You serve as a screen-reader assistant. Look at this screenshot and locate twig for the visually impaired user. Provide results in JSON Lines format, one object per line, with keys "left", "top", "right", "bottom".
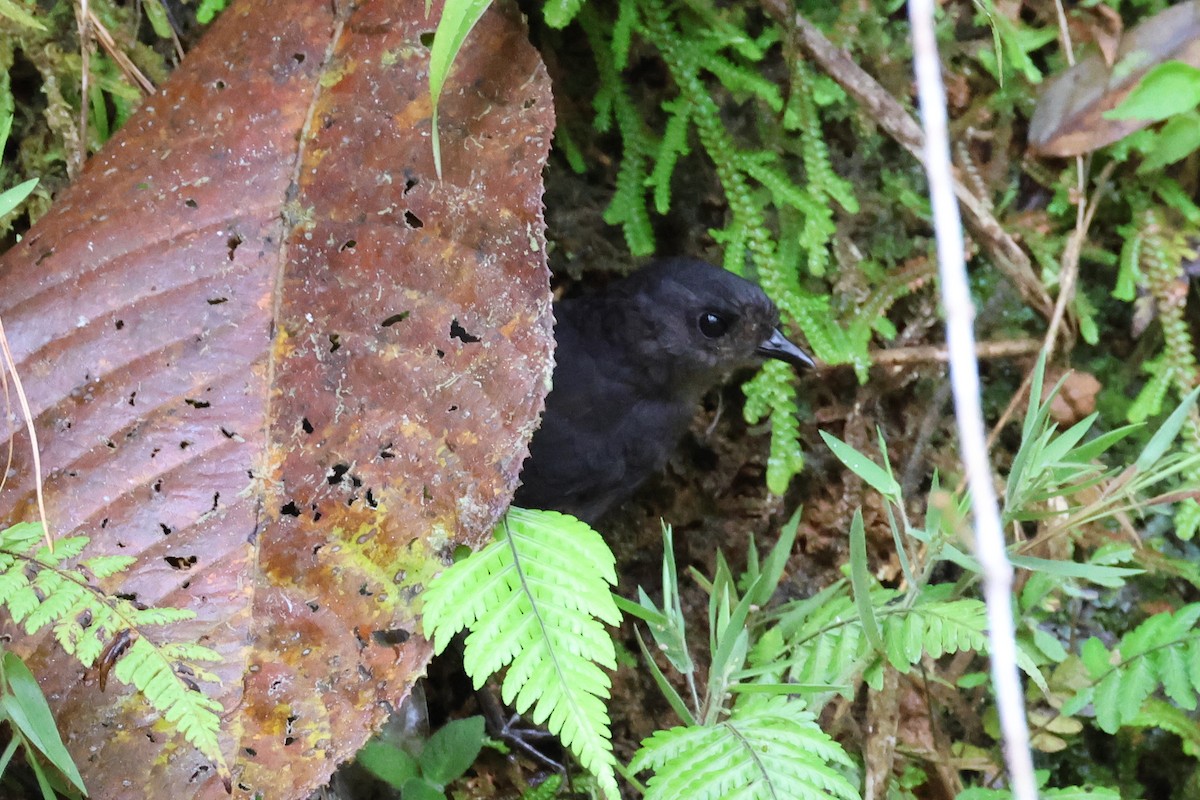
{"left": 73, "top": 0, "right": 91, "bottom": 177}
{"left": 870, "top": 338, "right": 1042, "bottom": 365}
{"left": 0, "top": 316, "right": 52, "bottom": 551}
{"left": 906, "top": 1, "right": 1036, "bottom": 798}
{"left": 759, "top": 0, "right": 1054, "bottom": 321}
{"left": 87, "top": 8, "right": 157, "bottom": 96}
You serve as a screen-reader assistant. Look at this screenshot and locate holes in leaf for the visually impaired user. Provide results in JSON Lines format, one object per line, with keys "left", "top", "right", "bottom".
{"left": 214, "top": 79, "right": 227, "bottom": 90}
{"left": 328, "top": 333, "right": 341, "bottom": 352}
{"left": 306, "top": 600, "right": 319, "bottom": 612}
{"left": 292, "top": 52, "right": 306, "bottom": 64}
{"left": 301, "top": 417, "right": 314, "bottom": 434}
{"left": 523, "top": 97, "right": 537, "bottom": 109}
{"left": 403, "top": 175, "right": 418, "bottom": 195}
{"left": 244, "top": 748, "right": 257, "bottom": 757}
{"left": 101, "top": 518, "right": 109, "bottom": 529}
{"left": 449, "top": 318, "right": 481, "bottom": 343}
{"left": 365, "top": 488, "right": 377, "bottom": 508}
{"left": 380, "top": 311, "right": 410, "bottom": 327}
{"left": 220, "top": 427, "right": 239, "bottom": 439}
{"left": 115, "top": 319, "right": 125, "bottom": 330}
{"left": 153, "top": 479, "right": 163, "bottom": 493}
{"left": 128, "top": 391, "right": 137, "bottom": 406}
{"left": 179, "top": 440, "right": 192, "bottom": 450}
{"left": 404, "top": 210, "right": 423, "bottom": 229}
{"left": 185, "top": 398, "right": 211, "bottom": 409}
{"left": 35, "top": 249, "right": 53, "bottom": 266}
{"left": 338, "top": 239, "right": 356, "bottom": 252}
{"left": 103, "top": 438, "right": 116, "bottom": 450}
{"left": 419, "top": 31, "right": 434, "bottom": 47}
{"left": 226, "top": 234, "right": 243, "bottom": 260}
{"left": 327, "top": 463, "right": 350, "bottom": 485}
{"left": 165, "top": 554, "right": 197, "bottom": 570}
{"left": 160, "top": 523, "right": 173, "bottom": 535}
{"left": 371, "top": 628, "right": 410, "bottom": 646}
{"left": 379, "top": 443, "right": 395, "bottom": 459}
{"left": 448, "top": 404, "right": 458, "bottom": 412}
{"left": 280, "top": 501, "right": 301, "bottom": 517}
{"left": 211, "top": 492, "right": 220, "bottom": 512}
{"left": 185, "top": 198, "right": 198, "bottom": 209}
{"left": 207, "top": 296, "right": 229, "bottom": 305}
{"left": 435, "top": 348, "right": 445, "bottom": 359}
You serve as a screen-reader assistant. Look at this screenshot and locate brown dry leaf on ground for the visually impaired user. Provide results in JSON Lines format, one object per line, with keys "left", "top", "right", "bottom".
{"left": 0, "top": 0, "right": 554, "bottom": 797}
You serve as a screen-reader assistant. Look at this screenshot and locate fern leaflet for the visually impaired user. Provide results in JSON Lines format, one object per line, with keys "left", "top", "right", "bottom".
{"left": 630, "top": 695, "right": 859, "bottom": 800}
{"left": 421, "top": 508, "right": 622, "bottom": 799}
{"left": 0, "top": 523, "right": 227, "bottom": 777}
{"left": 1077, "top": 603, "right": 1200, "bottom": 734}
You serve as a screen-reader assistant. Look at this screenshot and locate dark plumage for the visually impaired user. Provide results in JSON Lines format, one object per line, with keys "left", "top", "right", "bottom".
{"left": 515, "top": 257, "right": 814, "bottom": 523}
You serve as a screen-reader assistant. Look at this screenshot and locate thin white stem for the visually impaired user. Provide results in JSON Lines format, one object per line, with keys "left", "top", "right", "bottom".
{"left": 906, "top": 1, "right": 1037, "bottom": 798}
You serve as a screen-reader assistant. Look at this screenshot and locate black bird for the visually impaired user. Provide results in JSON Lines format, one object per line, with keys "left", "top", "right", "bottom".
{"left": 515, "top": 257, "right": 815, "bottom": 523}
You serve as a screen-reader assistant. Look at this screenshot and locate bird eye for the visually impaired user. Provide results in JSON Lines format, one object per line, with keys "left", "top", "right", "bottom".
{"left": 697, "top": 311, "right": 730, "bottom": 338}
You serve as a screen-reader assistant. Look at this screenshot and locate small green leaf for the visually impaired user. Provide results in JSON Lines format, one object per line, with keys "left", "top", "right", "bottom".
{"left": 141, "top": 0, "right": 174, "bottom": 39}
{"left": 419, "top": 715, "right": 485, "bottom": 786}
{"left": 819, "top": 430, "right": 900, "bottom": 501}
{"left": 403, "top": 777, "right": 449, "bottom": 800}
{"left": 1108, "top": 61, "right": 1200, "bottom": 122}
{"left": 0, "top": 178, "right": 39, "bottom": 219}
{"left": 356, "top": 740, "right": 419, "bottom": 788}
{"left": 1135, "top": 385, "right": 1200, "bottom": 470}
{"left": 1008, "top": 555, "right": 1142, "bottom": 584}
{"left": 427, "top": 0, "right": 493, "bottom": 177}
{"left": 1, "top": 651, "right": 87, "bottom": 793}
{"left": 1138, "top": 111, "right": 1200, "bottom": 173}
{"left": 848, "top": 509, "right": 883, "bottom": 653}
{"left": 195, "top": 0, "right": 228, "bottom": 24}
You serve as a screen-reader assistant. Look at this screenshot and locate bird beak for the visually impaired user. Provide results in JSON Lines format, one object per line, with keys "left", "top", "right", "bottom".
{"left": 756, "top": 328, "right": 816, "bottom": 369}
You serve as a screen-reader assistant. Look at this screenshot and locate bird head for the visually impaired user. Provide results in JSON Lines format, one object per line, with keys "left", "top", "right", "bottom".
{"left": 615, "top": 257, "right": 816, "bottom": 391}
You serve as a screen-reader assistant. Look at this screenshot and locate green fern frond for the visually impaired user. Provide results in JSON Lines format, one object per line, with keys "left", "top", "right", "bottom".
{"left": 630, "top": 695, "right": 859, "bottom": 800}
{"left": 880, "top": 599, "right": 988, "bottom": 672}
{"left": 780, "top": 591, "right": 869, "bottom": 696}
{"left": 1131, "top": 699, "right": 1200, "bottom": 758}
{"left": 649, "top": 100, "right": 692, "bottom": 214}
{"left": 700, "top": 52, "right": 783, "bottom": 111}
{"left": 1078, "top": 603, "right": 1200, "bottom": 733}
{"left": 0, "top": 524, "right": 227, "bottom": 775}
{"left": 421, "top": 508, "right": 622, "bottom": 799}
{"left": 584, "top": 7, "right": 656, "bottom": 256}
{"left": 790, "top": 62, "right": 858, "bottom": 215}
{"left": 611, "top": 0, "right": 638, "bottom": 70}
{"left": 543, "top": 0, "right": 586, "bottom": 28}
{"left": 741, "top": 362, "right": 803, "bottom": 494}
{"left": 1113, "top": 224, "right": 1142, "bottom": 301}
{"left": 682, "top": 6, "right": 777, "bottom": 62}
{"left": 1128, "top": 356, "right": 1172, "bottom": 423}
{"left": 735, "top": 152, "right": 826, "bottom": 219}
{"left": 114, "top": 637, "right": 223, "bottom": 751}
{"left": 1129, "top": 207, "right": 1200, "bottom": 538}
{"left": 80, "top": 554, "right": 137, "bottom": 579}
